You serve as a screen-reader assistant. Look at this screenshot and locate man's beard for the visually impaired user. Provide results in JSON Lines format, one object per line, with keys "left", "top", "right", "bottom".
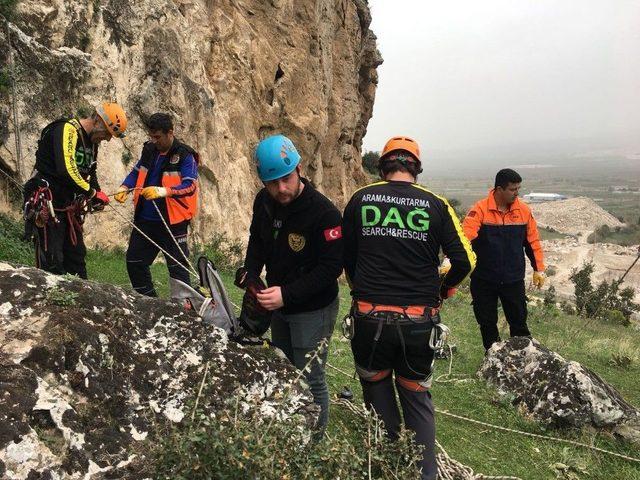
{"left": 276, "top": 179, "right": 302, "bottom": 205}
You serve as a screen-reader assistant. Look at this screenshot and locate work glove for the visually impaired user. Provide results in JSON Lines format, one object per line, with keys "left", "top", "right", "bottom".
{"left": 439, "top": 284, "right": 457, "bottom": 300}
{"left": 141, "top": 186, "right": 169, "bottom": 200}
{"left": 533, "top": 271, "right": 546, "bottom": 289}
{"left": 114, "top": 185, "right": 129, "bottom": 204}
{"left": 438, "top": 257, "right": 451, "bottom": 276}
{"left": 91, "top": 190, "right": 109, "bottom": 211}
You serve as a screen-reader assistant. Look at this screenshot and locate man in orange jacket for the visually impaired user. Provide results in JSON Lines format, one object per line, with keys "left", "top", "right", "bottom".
{"left": 114, "top": 113, "right": 199, "bottom": 297}
{"left": 462, "top": 168, "right": 545, "bottom": 351}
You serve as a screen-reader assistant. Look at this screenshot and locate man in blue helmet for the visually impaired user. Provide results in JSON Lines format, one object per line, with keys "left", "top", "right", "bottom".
{"left": 238, "top": 134, "right": 343, "bottom": 433}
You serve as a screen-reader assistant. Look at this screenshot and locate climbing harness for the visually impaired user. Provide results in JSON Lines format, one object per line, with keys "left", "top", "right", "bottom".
{"left": 350, "top": 300, "right": 446, "bottom": 379}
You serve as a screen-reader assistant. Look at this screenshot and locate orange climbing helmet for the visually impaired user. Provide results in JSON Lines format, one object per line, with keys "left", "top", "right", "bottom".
{"left": 96, "top": 102, "right": 128, "bottom": 138}
{"left": 381, "top": 136, "right": 420, "bottom": 161}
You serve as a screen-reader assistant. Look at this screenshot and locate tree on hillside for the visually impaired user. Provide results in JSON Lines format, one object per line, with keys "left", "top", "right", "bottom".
{"left": 362, "top": 151, "right": 380, "bottom": 175}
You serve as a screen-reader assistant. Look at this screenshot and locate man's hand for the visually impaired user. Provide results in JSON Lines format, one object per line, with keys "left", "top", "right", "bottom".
{"left": 114, "top": 185, "right": 129, "bottom": 203}
{"left": 438, "top": 257, "right": 451, "bottom": 276}
{"left": 92, "top": 190, "right": 110, "bottom": 211}
{"left": 141, "top": 186, "right": 169, "bottom": 200}
{"left": 440, "top": 285, "right": 457, "bottom": 300}
{"left": 256, "top": 286, "right": 284, "bottom": 311}
{"left": 533, "top": 271, "right": 545, "bottom": 289}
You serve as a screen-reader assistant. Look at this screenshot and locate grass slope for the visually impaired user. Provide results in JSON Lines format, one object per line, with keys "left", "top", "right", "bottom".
{"left": 2, "top": 212, "right": 639, "bottom": 479}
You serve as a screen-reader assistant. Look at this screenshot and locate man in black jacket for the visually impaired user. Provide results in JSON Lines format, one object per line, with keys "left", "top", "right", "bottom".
{"left": 24, "top": 102, "right": 128, "bottom": 278}
{"left": 241, "top": 134, "right": 343, "bottom": 431}
{"left": 343, "top": 136, "right": 476, "bottom": 480}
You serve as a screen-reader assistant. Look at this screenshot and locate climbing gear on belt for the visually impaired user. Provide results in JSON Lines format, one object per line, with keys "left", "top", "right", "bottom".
{"left": 341, "top": 312, "right": 355, "bottom": 340}
{"left": 255, "top": 134, "right": 301, "bottom": 181}
{"left": 352, "top": 300, "right": 444, "bottom": 381}
{"left": 234, "top": 266, "right": 273, "bottom": 336}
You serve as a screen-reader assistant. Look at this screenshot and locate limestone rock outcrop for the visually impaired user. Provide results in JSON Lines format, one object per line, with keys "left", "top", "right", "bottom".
{"left": 0, "top": 262, "right": 315, "bottom": 479}
{"left": 0, "top": 0, "right": 382, "bottom": 246}
{"left": 479, "top": 337, "right": 640, "bottom": 444}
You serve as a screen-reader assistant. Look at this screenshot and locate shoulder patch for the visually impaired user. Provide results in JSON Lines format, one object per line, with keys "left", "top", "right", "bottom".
{"left": 468, "top": 210, "right": 477, "bottom": 218}
{"left": 323, "top": 226, "right": 342, "bottom": 242}
{"left": 288, "top": 233, "right": 306, "bottom": 252}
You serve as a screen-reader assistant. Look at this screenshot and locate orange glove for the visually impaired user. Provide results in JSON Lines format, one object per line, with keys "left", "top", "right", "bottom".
{"left": 114, "top": 185, "right": 129, "bottom": 203}
{"left": 141, "top": 186, "right": 169, "bottom": 200}
{"left": 533, "top": 271, "right": 546, "bottom": 289}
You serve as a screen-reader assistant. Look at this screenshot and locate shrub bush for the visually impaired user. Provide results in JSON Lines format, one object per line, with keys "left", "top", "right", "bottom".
{"left": 155, "top": 402, "right": 421, "bottom": 479}
{"left": 569, "top": 262, "right": 639, "bottom": 322}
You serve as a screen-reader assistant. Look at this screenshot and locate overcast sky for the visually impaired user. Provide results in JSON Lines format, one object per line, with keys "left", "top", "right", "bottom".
{"left": 362, "top": 0, "right": 640, "bottom": 156}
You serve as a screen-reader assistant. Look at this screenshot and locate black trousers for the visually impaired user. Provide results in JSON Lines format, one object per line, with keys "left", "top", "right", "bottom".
{"left": 351, "top": 314, "right": 437, "bottom": 480}
{"left": 470, "top": 276, "right": 529, "bottom": 350}
{"left": 125, "top": 219, "right": 190, "bottom": 297}
{"left": 34, "top": 213, "right": 87, "bottom": 279}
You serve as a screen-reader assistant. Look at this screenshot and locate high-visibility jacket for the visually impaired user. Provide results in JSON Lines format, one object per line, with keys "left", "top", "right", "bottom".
{"left": 463, "top": 190, "right": 544, "bottom": 284}
{"left": 132, "top": 140, "right": 199, "bottom": 225}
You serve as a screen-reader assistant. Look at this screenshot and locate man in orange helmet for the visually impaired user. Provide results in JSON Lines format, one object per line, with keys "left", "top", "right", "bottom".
{"left": 23, "top": 102, "right": 128, "bottom": 279}
{"left": 343, "top": 136, "right": 476, "bottom": 480}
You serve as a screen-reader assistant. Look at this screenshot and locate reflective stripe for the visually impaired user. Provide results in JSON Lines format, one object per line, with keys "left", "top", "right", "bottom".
{"left": 396, "top": 375, "right": 432, "bottom": 392}
{"left": 138, "top": 166, "right": 148, "bottom": 173}
{"left": 61, "top": 123, "right": 90, "bottom": 191}
{"left": 412, "top": 183, "right": 476, "bottom": 277}
{"left": 355, "top": 364, "right": 391, "bottom": 382}
{"left": 162, "top": 171, "right": 181, "bottom": 177}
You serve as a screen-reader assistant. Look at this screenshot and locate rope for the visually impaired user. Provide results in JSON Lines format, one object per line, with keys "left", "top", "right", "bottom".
{"left": 151, "top": 200, "right": 198, "bottom": 278}
{"left": 434, "top": 440, "right": 522, "bottom": 480}
{"left": 2, "top": 15, "right": 23, "bottom": 181}
{"left": 326, "top": 360, "right": 640, "bottom": 465}
{"left": 0, "top": 165, "right": 24, "bottom": 192}
{"left": 106, "top": 202, "right": 198, "bottom": 278}
{"left": 435, "top": 409, "right": 640, "bottom": 464}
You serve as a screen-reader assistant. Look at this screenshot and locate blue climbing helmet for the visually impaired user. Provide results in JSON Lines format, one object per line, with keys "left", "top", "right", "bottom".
{"left": 255, "top": 134, "right": 301, "bottom": 182}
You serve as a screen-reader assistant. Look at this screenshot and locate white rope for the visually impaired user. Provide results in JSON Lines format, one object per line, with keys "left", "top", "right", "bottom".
{"left": 151, "top": 200, "right": 198, "bottom": 277}
{"left": 332, "top": 398, "right": 523, "bottom": 480}
{"left": 326, "top": 360, "right": 640, "bottom": 465}
{"left": 436, "top": 409, "right": 640, "bottom": 464}
{"left": 2, "top": 16, "right": 23, "bottom": 181}
{"left": 106, "top": 202, "right": 198, "bottom": 278}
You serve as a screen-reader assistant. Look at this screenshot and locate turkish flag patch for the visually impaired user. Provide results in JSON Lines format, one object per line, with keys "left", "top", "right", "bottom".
{"left": 324, "top": 226, "right": 342, "bottom": 241}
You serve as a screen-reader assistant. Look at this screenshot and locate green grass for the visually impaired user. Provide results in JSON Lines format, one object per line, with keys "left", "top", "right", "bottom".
{"left": 2, "top": 212, "right": 639, "bottom": 479}
{"left": 326, "top": 287, "right": 640, "bottom": 480}
{"left": 539, "top": 226, "right": 570, "bottom": 241}
{"left": 587, "top": 224, "right": 640, "bottom": 247}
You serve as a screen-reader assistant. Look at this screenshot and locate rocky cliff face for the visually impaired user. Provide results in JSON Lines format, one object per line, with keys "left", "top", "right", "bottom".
{"left": 0, "top": 0, "right": 381, "bottom": 246}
